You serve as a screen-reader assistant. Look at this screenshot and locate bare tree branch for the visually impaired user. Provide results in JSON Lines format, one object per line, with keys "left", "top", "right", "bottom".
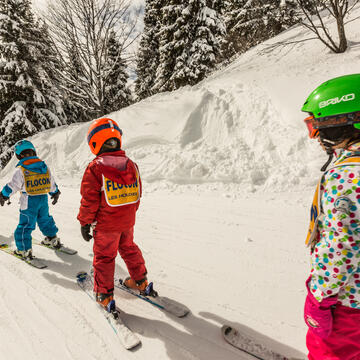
{"left": 296, "top": 0, "right": 358, "bottom": 53}
{"left": 46, "top": 0, "right": 140, "bottom": 117}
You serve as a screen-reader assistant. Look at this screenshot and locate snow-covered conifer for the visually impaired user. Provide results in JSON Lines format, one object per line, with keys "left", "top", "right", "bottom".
{"left": 154, "top": 0, "right": 225, "bottom": 93}
{"left": 151, "top": 1, "right": 185, "bottom": 93}
{"left": 135, "top": 0, "right": 164, "bottom": 100}
{"left": 0, "top": 0, "right": 67, "bottom": 166}
{"left": 184, "top": 0, "right": 225, "bottom": 85}
{"left": 103, "top": 31, "right": 132, "bottom": 114}
{"left": 223, "top": 0, "right": 300, "bottom": 58}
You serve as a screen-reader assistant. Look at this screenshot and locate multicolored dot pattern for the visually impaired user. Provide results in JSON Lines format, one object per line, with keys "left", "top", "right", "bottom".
{"left": 310, "top": 145, "right": 360, "bottom": 308}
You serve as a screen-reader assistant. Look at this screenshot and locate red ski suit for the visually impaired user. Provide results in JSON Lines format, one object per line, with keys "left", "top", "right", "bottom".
{"left": 77, "top": 150, "right": 146, "bottom": 294}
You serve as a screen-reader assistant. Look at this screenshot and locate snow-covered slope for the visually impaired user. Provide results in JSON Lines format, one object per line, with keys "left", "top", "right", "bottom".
{"left": 7, "top": 8, "right": 360, "bottom": 194}
{"left": 1, "top": 6, "right": 360, "bottom": 360}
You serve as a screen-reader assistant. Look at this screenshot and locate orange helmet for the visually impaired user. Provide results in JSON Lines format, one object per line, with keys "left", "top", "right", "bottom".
{"left": 87, "top": 118, "right": 122, "bottom": 155}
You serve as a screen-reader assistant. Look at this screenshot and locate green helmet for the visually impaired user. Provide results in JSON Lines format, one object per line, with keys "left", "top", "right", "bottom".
{"left": 302, "top": 74, "right": 360, "bottom": 130}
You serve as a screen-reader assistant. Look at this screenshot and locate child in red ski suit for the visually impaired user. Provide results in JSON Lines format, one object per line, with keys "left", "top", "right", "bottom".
{"left": 77, "top": 117, "right": 150, "bottom": 308}
{"left": 302, "top": 74, "right": 360, "bottom": 360}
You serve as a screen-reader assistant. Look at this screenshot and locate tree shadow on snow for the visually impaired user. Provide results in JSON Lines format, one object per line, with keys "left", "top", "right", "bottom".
{"left": 40, "top": 251, "right": 93, "bottom": 290}
{"left": 0, "top": 233, "right": 93, "bottom": 290}
{"left": 199, "top": 312, "right": 306, "bottom": 360}
{"left": 120, "top": 308, "right": 306, "bottom": 360}
{"left": 119, "top": 309, "right": 251, "bottom": 360}
{"left": 112, "top": 263, "right": 306, "bottom": 360}
{"left": 114, "top": 265, "right": 244, "bottom": 359}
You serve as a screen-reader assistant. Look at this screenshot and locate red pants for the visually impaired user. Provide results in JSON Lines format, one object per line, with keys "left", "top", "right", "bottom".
{"left": 92, "top": 227, "right": 147, "bottom": 294}
{"left": 307, "top": 304, "right": 360, "bottom": 360}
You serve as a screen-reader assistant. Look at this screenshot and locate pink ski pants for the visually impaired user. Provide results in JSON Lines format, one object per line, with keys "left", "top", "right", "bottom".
{"left": 307, "top": 304, "right": 360, "bottom": 360}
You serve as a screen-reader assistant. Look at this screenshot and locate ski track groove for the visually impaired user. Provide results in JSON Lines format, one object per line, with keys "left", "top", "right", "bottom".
{"left": 0, "top": 187, "right": 310, "bottom": 358}
{"left": 27, "top": 286, "right": 104, "bottom": 360}
{"left": 0, "top": 252, "right": 120, "bottom": 359}
{"left": 0, "top": 266, "right": 40, "bottom": 358}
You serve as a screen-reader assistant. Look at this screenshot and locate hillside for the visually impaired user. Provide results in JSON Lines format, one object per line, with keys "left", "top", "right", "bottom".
{"left": 1, "top": 5, "right": 360, "bottom": 359}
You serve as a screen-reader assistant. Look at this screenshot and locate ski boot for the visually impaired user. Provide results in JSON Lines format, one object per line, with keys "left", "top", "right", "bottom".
{"left": 95, "top": 292, "right": 116, "bottom": 313}
{"left": 123, "top": 276, "right": 158, "bottom": 297}
{"left": 42, "top": 235, "right": 62, "bottom": 249}
{"left": 14, "top": 249, "right": 33, "bottom": 260}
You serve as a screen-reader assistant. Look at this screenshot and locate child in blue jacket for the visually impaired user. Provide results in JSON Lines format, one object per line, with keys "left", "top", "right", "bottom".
{"left": 0, "top": 140, "right": 61, "bottom": 259}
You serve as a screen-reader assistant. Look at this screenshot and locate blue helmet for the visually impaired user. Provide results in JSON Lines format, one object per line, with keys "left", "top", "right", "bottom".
{"left": 14, "top": 140, "right": 36, "bottom": 156}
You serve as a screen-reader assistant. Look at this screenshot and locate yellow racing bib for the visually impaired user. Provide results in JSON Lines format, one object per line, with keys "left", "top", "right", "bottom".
{"left": 21, "top": 167, "right": 51, "bottom": 195}
{"left": 102, "top": 173, "right": 140, "bottom": 207}
{"left": 305, "top": 180, "right": 321, "bottom": 247}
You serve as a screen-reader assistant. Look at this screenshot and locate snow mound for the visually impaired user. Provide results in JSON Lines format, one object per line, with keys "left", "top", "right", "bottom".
{"left": 3, "top": 5, "right": 360, "bottom": 195}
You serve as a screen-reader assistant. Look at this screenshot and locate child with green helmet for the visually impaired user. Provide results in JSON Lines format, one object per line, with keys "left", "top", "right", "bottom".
{"left": 302, "top": 74, "right": 360, "bottom": 359}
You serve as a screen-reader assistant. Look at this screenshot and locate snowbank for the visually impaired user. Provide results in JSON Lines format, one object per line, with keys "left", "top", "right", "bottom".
{"left": 6, "top": 7, "right": 360, "bottom": 195}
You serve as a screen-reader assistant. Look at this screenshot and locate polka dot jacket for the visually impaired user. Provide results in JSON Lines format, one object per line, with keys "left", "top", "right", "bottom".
{"left": 310, "top": 142, "right": 360, "bottom": 308}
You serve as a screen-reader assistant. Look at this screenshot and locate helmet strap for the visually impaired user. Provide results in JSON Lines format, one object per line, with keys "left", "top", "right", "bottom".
{"left": 319, "top": 136, "right": 335, "bottom": 172}
{"left": 321, "top": 152, "right": 334, "bottom": 172}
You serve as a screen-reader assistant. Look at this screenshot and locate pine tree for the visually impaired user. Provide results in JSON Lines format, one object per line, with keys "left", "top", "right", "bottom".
{"left": 63, "top": 43, "right": 89, "bottom": 123}
{"left": 222, "top": 0, "right": 300, "bottom": 58}
{"left": 182, "top": 0, "right": 225, "bottom": 86}
{"left": 153, "top": 0, "right": 185, "bottom": 92}
{"left": 222, "top": 0, "right": 245, "bottom": 58}
{"left": 153, "top": 0, "right": 225, "bottom": 93}
{"left": 135, "top": 0, "right": 164, "bottom": 100}
{"left": 267, "top": 0, "right": 299, "bottom": 33}
{"left": 103, "top": 31, "right": 132, "bottom": 114}
{"left": 0, "top": 0, "right": 67, "bottom": 166}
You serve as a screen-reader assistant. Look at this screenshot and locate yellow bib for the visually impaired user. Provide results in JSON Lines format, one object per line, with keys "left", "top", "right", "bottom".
{"left": 102, "top": 172, "right": 140, "bottom": 207}
{"left": 305, "top": 155, "right": 360, "bottom": 248}
{"left": 305, "top": 181, "right": 321, "bottom": 247}
{"left": 21, "top": 167, "right": 51, "bottom": 195}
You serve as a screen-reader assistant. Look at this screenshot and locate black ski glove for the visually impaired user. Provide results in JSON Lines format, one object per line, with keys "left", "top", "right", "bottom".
{"left": 51, "top": 189, "right": 61, "bottom": 205}
{"left": 0, "top": 193, "right": 9, "bottom": 207}
{"left": 81, "top": 224, "right": 93, "bottom": 242}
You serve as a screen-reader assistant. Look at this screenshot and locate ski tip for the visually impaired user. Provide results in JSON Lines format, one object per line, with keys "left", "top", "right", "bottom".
{"left": 128, "top": 341, "right": 142, "bottom": 351}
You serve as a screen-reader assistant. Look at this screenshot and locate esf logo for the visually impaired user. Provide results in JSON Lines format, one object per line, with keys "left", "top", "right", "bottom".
{"left": 106, "top": 179, "right": 138, "bottom": 192}
{"left": 26, "top": 178, "right": 50, "bottom": 187}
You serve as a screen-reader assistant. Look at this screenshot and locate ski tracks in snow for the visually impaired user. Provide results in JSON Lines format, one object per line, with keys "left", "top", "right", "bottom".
{"left": 0, "top": 186, "right": 307, "bottom": 359}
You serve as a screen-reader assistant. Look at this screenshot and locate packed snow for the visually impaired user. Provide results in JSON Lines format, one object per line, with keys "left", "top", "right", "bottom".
{"left": 1, "top": 5, "right": 360, "bottom": 359}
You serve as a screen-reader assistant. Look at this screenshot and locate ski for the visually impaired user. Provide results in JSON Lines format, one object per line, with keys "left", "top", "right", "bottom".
{"left": 0, "top": 244, "right": 47, "bottom": 269}
{"left": 115, "top": 278, "right": 190, "bottom": 318}
{"left": 222, "top": 326, "right": 303, "bottom": 360}
{"left": 76, "top": 271, "right": 141, "bottom": 350}
{"left": 33, "top": 240, "right": 77, "bottom": 255}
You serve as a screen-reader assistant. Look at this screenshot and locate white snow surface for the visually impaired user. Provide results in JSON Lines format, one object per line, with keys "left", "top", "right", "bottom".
{"left": 1, "top": 6, "right": 360, "bottom": 359}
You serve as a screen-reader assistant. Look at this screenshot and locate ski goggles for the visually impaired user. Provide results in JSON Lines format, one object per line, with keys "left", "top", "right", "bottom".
{"left": 304, "top": 112, "right": 360, "bottom": 139}
{"left": 304, "top": 116, "right": 319, "bottom": 139}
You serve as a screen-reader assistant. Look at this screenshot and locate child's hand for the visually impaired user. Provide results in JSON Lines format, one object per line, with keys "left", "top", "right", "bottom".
{"left": 0, "top": 193, "right": 9, "bottom": 207}
{"left": 81, "top": 224, "right": 93, "bottom": 241}
{"left": 51, "top": 190, "right": 61, "bottom": 205}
